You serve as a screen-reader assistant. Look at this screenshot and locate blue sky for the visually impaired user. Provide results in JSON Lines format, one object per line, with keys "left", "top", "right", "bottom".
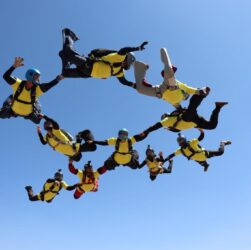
{"left": 0, "top": 0, "right": 250, "bottom": 249}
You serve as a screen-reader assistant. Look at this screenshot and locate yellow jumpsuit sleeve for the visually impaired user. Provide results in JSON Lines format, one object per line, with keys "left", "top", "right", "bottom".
{"left": 129, "top": 137, "right": 137, "bottom": 144}
{"left": 11, "top": 78, "right": 22, "bottom": 92}
{"left": 107, "top": 137, "right": 117, "bottom": 145}
{"left": 61, "top": 181, "right": 68, "bottom": 189}
{"left": 35, "top": 85, "right": 44, "bottom": 97}
{"left": 175, "top": 148, "right": 182, "bottom": 156}
{"left": 178, "top": 81, "right": 198, "bottom": 95}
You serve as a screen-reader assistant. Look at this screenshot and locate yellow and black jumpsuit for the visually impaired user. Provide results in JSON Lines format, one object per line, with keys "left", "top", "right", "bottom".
{"left": 59, "top": 35, "right": 140, "bottom": 87}
{"left": 26, "top": 179, "right": 76, "bottom": 203}
{"left": 0, "top": 66, "right": 61, "bottom": 124}
{"left": 145, "top": 94, "right": 225, "bottom": 133}
{"left": 37, "top": 116, "right": 96, "bottom": 161}
{"left": 93, "top": 133, "right": 147, "bottom": 170}
{"left": 139, "top": 154, "right": 173, "bottom": 181}
{"left": 165, "top": 130, "right": 227, "bottom": 171}
{"left": 68, "top": 162, "right": 107, "bottom": 199}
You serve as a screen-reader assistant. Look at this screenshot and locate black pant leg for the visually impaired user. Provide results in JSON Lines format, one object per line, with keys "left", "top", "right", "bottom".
{"left": 193, "top": 106, "right": 221, "bottom": 130}
{"left": 182, "top": 95, "right": 205, "bottom": 121}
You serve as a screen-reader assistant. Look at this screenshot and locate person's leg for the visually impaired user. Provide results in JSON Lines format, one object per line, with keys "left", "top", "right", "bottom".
{"left": 59, "top": 29, "right": 87, "bottom": 69}
{"left": 126, "top": 150, "right": 140, "bottom": 169}
{"left": 73, "top": 189, "right": 85, "bottom": 199}
{"left": 160, "top": 48, "right": 177, "bottom": 87}
{"left": 0, "top": 106, "right": 14, "bottom": 119}
{"left": 182, "top": 94, "right": 206, "bottom": 121}
{"left": 134, "top": 61, "right": 159, "bottom": 97}
{"left": 207, "top": 140, "right": 231, "bottom": 158}
{"left": 24, "top": 112, "right": 42, "bottom": 124}
{"left": 25, "top": 186, "right": 40, "bottom": 201}
{"left": 104, "top": 155, "right": 119, "bottom": 170}
{"left": 79, "top": 129, "right": 97, "bottom": 152}
{"left": 193, "top": 102, "right": 228, "bottom": 130}
{"left": 150, "top": 175, "right": 157, "bottom": 181}
{"left": 0, "top": 97, "right": 16, "bottom": 119}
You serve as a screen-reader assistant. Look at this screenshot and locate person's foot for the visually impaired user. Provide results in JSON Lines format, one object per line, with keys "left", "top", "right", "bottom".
{"left": 215, "top": 101, "right": 228, "bottom": 108}
{"left": 199, "top": 86, "right": 211, "bottom": 96}
{"left": 62, "top": 28, "right": 79, "bottom": 41}
{"left": 25, "top": 186, "right": 32, "bottom": 192}
{"left": 221, "top": 140, "right": 232, "bottom": 146}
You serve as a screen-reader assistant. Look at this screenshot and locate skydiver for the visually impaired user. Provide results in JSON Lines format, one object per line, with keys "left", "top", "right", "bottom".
{"left": 139, "top": 145, "right": 173, "bottom": 181}
{"left": 91, "top": 129, "right": 148, "bottom": 170}
{"left": 58, "top": 28, "right": 148, "bottom": 88}
{"left": 68, "top": 159, "right": 107, "bottom": 199}
{"left": 134, "top": 48, "right": 210, "bottom": 109}
{"left": 143, "top": 91, "right": 228, "bottom": 133}
{"left": 164, "top": 128, "right": 231, "bottom": 172}
{"left": 0, "top": 57, "right": 63, "bottom": 124}
{"left": 25, "top": 169, "right": 77, "bottom": 203}
{"left": 37, "top": 115, "right": 96, "bottom": 161}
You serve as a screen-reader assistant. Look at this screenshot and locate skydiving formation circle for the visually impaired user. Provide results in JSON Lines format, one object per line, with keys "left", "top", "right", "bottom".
{"left": 0, "top": 28, "right": 231, "bottom": 203}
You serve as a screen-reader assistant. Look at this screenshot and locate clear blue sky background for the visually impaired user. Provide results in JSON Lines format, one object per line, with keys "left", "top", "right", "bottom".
{"left": 0, "top": 0, "right": 250, "bottom": 249}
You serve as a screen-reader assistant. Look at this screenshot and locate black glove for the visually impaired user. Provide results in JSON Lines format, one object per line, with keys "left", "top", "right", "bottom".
{"left": 139, "top": 41, "right": 148, "bottom": 51}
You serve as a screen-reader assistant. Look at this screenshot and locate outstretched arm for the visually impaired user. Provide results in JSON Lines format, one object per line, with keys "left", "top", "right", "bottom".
{"left": 138, "top": 160, "right": 147, "bottom": 169}
{"left": 66, "top": 183, "right": 78, "bottom": 191}
{"left": 3, "top": 57, "right": 24, "bottom": 85}
{"left": 39, "top": 75, "right": 64, "bottom": 93}
{"left": 144, "top": 122, "right": 163, "bottom": 133}
{"left": 97, "top": 166, "right": 107, "bottom": 175}
{"left": 37, "top": 126, "right": 47, "bottom": 145}
{"left": 92, "top": 140, "right": 109, "bottom": 146}
{"left": 198, "top": 128, "right": 205, "bottom": 141}
{"left": 118, "top": 42, "right": 148, "bottom": 55}
{"left": 164, "top": 153, "right": 175, "bottom": 163}
{"left": 117, "top": 76, "right": 136, "bottom": 88}
{"left": 133, "top": 132, "right": 149, "bottom": 142}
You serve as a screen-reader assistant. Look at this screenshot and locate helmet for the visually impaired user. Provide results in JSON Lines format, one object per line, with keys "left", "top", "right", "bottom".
{"left": 125, "top": 52, "right": 135, "bottom": 70}
{"left": 161, "top": 113, "right": 169, "bottom": 120}
{"left": 177, "top": 133, "right": 187, "bottom": 146}
{"left": 54, "top": 169, "right": 63, "bottom": 181}
{"left": 118, "top": 128, "right": 129, "bottom": 140}
{"left": 44, "top": 120, "right": 53, "bottom": 130}
{"left": 146, "top": 145, "right": 155, "bottom": 158}
{"left": 84, "top": 161, "right": 93, "bottom": 171}
{"left": 25, "top": 68, "right": 41, "bottom": 84}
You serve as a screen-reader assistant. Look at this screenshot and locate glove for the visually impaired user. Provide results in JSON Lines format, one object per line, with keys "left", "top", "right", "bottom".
{"left": 139, "top": 41, "right": 148, "bottom": 51}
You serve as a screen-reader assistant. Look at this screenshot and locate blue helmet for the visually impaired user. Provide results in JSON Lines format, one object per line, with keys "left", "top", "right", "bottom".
{"left": 25, "top": 68, "right": 41, "bottom": 84}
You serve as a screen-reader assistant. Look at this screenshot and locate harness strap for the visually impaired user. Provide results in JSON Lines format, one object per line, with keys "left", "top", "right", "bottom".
{"left": 115, "top": 138, "right": 133, "bottom": 154}
{"left": 180, "top": 142, "right": 204, "bottom": 160}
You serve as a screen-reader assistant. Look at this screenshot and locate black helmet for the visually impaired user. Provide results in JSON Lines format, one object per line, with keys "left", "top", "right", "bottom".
{"left": 54, "top": 169, "right": 63, "bottom": 181}
{"left": 44, "top": 120, "right": 53, "bottom": 130}
{"left": 177, "top": 133, "right": 187, "bottom": 146}
{"left": 84, "top": 161, "right": 93, "bottom": 171}
{"left": 145, "top": 145, "right": 155, "bottom": 157}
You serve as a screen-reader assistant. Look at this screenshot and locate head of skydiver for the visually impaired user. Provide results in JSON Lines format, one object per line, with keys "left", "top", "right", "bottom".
{"left": 25, "top": 68, "right": 41, "bottom": 89}
{"left": 121, "top": 52, "right": 136, "bottom": 70}
{"left": 83, "top": 161, "right": 94, "bottom": 177}
{"left": 177, "top": 133, "right": 188, "bottom": 147}
{"left": 145, "top": 145, "right": 156, "bottom": 161}
{"left": 54, "top": 169, "right": 64, "bottom": 182}
{"left": 43, "top": 120, "right": 54, "bottom": 135}
{"left": 118, "top": 128, "right": 129, "bottom": 142}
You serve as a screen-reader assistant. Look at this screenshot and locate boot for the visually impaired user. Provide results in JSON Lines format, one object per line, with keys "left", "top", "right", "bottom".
{"left": 62, "top": 28, "right": 79, "bottom": 42}
{"left": 215, "top": 101, "right": 228, "bottom": 108}
{"left": 25, "top": 186, "right": 33, "bottom": 197}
